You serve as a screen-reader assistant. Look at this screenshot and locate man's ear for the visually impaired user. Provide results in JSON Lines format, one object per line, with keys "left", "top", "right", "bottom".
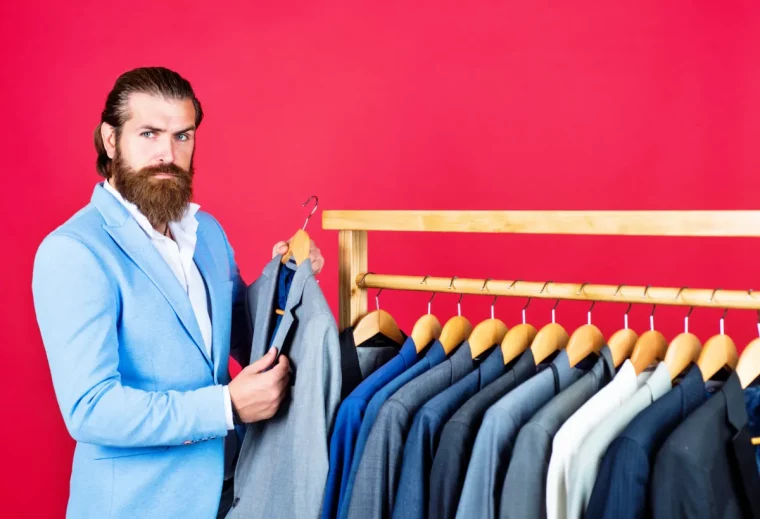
{"left": 101, "top": 122, "right": 117, "bottom": 159}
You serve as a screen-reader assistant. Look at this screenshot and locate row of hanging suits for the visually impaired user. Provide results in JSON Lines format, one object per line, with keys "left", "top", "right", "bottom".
{"left": 320, "top": 314, "right": 760, "bottom": 519}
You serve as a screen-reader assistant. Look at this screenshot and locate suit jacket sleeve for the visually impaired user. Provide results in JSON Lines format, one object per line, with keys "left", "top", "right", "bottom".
{"left": 32, "top": 234, "right": 229, "bottom": 447}
{"left": 210, "top": 216, "right": 251, "bottom": 368}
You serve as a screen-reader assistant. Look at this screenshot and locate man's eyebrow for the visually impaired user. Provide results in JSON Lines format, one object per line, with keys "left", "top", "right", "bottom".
{"left": 136, "top": 125, "right": 195, "bottom": 134}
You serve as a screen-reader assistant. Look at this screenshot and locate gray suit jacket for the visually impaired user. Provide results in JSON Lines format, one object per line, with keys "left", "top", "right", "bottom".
{"left": 226, "top": 256, "right": 342, "bottom": 519}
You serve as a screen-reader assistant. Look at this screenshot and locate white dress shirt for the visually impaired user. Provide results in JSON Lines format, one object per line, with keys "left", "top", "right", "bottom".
{"left": 104, "top": 180, "right": 234, "bottom": 430}
{"left": 567, "top": 361, "right": 672, "bottom": 518}
{"left": 545, "top": 359, "right": 653, "bottom": 519}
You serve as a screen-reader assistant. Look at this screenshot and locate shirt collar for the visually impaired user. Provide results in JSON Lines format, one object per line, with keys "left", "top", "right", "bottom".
{"left": 102, "top": 180, "right": 200, "bottom": 242}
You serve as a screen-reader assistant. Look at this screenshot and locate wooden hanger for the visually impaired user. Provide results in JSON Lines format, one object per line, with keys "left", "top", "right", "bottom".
{"left": 501, "top": 296, "right": 537, "bottom": 365}
{"left": 630, "top": 300, "right": 668, "bottom": 374}
{"left": 439, "top": 290, "right": 473, "bottom": 355}
{"left": 468, "top": 289, "right": 508, "bottom": 358}
{"left": 565, "top": 294, "right": 605, "bottom": 367}
{"left": 664, "top": 306, "right": 701, "bottom": 380}
{"left": 698, "top": 308, "right": 739, "bottom": 381}
{"left": 605, "top": 291, "right": 637, "bottom": 367}
{"left": 353, "top": 287, "right": 405, "bottom": 346}
{"left": 411, "top": 289, "right": 442, "bottom": 353}
{"left": 531, "top": 295, "right": 569, "bottom": 364}
{"left": 281, "top": 196, "right": 317, "bottom": 266}
{"left": 737, "top": 312, "right": 760, "bottom": 388}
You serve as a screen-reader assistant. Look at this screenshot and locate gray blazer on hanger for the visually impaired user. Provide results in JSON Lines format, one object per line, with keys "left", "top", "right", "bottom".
{"left": 226, "top": 255, "right": 342, "bottom": 519}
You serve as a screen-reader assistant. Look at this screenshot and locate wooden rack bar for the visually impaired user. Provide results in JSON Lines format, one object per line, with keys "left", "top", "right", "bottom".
{"left": 354, "top": 274, "right": 760, "bottom": 310}
{"left": 322, "top": 210, "right": 760, "bottom": 330}
{"left": 323, "top": 210, "right": 760, "bottom": 237}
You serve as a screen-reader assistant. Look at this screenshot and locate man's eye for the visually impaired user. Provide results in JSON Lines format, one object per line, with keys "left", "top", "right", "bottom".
{"left": 176, "top": 133, "right": 189, "bottom": 141}
{"left": 141, "top": 131, "right": 154, "bottom": 138}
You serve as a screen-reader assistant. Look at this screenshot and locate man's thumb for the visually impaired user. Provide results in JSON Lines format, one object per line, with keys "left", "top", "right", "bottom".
{"left": 247, "top": 348, "right": 277, "bottom": 373}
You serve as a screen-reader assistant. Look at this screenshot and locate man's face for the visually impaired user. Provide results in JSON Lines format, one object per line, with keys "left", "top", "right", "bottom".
{"left": 103, "top": 93, "right": 197, "bottom": 226}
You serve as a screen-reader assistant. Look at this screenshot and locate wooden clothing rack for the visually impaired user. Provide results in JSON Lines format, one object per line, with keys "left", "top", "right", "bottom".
{"left": 321, "top": 210, "right": 760, "bottom": 331}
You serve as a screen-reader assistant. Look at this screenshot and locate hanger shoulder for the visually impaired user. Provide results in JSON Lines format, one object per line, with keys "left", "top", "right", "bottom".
{"left": 282, "top": 229, "right": 311, "bottom": 265}
{"left": 698, "top": 333, "right": 739, "bottom": 382}
{"left": 468, "top": 319, "right": 508, "bottom": 359}
{"left": 530, "top": 323, "right": 569, "bottom": 365}
{"left": 664, "top": 332, "right": 702, "bottom": 380}
{"left": 630, "top": 330, "right": 668, "bottom": 374}
{"left": 411, "top": 314, "right": 442, "bottom": 353}
{"left": 736, "top": 338, "right": 760, "bottom": 389}
{"left": 607, "top": 328, "right": 638, "bottom": 368}
{"left": 439, "top": 316, "right": 473, "bottom": 355}
{"left": 353, "top": 309, "right": 405, "bottom": 346}
{"left": 566, "top": 324, "right": 605, "bottom": 367}
{"left": 501, "top": 323, "right": 537, "bottom": 365}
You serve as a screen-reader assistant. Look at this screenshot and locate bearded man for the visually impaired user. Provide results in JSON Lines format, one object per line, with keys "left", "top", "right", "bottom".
{"left": 31, "top": 67, "right": 325, "bottom": 519}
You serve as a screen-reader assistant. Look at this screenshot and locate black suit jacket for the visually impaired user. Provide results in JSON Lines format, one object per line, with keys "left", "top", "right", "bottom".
{"left": 651, "top": 371, "right": 760, "bottom": 519}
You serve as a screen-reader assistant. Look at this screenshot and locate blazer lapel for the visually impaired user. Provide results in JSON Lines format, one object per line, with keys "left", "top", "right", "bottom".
{"left": 251, "top": 257, "right": 280, "bottom": 359}
{"left": 194, "top": 232, "right": 233, "bottom": 382}
{"left": 269, "top": 258, "right": 312, "bottom": 353}
{"left": 93, "top": 184, "right": 211, "bottom": 369}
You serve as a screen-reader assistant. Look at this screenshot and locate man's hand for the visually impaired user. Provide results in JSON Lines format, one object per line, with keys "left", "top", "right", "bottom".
{"left": 273, "top": 239, "right": 324, "bottom": 274}
{"left": 228, "top": 348, "right": 290, "bottom": 423}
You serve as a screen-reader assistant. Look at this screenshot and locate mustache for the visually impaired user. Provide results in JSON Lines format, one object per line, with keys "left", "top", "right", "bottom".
{"left": 137, "top": 163, "right": 190, "bottom": 178}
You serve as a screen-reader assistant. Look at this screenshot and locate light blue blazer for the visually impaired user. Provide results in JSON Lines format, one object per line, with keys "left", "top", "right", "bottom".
{"left": 32, "top": 182, "right": 250, "bottom": 518}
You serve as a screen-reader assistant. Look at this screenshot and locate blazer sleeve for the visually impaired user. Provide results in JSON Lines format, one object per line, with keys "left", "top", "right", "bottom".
{"left": 32, "top": 233, "right": 229, "bottom": 448}
{"left": 209, "top": 215, "right": 252, "bottom": 367}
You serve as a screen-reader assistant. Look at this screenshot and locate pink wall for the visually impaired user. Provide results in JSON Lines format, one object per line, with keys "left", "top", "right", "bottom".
{"left": 2, "top": 1, "right": 759, "bottom": 516}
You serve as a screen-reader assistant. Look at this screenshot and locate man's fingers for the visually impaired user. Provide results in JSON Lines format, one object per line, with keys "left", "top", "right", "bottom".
{"left": 246, "top": 347, "right": 277, "bottom": 373}
{"left": 272, "top": 241, "right": 289, "bottom": 258}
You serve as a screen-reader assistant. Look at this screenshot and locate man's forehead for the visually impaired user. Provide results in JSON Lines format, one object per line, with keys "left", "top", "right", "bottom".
{"left": 125, "top": 92, "right": 196, "bottom": 128}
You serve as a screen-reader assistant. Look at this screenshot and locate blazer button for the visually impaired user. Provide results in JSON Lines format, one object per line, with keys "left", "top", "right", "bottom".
{"left": 231, "top": 497, "right": 240, "bottom": 508}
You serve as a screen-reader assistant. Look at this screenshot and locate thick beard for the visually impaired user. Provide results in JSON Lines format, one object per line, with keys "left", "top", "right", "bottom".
{"left": 111, "top": 149, "right": 194, "bottom": 228}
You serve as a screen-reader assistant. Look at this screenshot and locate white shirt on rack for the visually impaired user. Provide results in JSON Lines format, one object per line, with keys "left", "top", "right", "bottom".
{"left": 545, "top": 359, "right": 653, "bottom": 519}
{"left": 104, "top": 180, "right": 234, "bottom": 430}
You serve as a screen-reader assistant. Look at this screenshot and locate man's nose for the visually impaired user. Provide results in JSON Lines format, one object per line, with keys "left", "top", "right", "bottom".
{"left": 157, "top": 137, "right": 175, "bottom": 164}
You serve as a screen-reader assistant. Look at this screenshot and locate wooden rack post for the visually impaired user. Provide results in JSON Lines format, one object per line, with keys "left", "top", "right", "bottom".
{"left": 322, "top": 210, "right": 760, "bottom": 331}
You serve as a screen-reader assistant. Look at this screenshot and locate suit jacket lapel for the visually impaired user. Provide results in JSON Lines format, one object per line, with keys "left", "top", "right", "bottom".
{"left": 269, "top": 258, "right": 311, "bottom": 353}
{"left": 94, "top": 184, "right": 212, "bottom": 369}
{"left": 251, "top": 257, "right": 280, "bottom": 359}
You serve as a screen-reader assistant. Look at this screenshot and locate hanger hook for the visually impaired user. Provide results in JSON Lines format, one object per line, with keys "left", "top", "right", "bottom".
{"left": 684, "top": 305, "right": 694, "bottom": 333}
{"left": 614, "top": 284, "right": 624, "bottom": 297}
{"left": 709, "top": 287, "right": 720, "bottom": 304}
{"left": 375, "top": 288, "right": 384, "bottom": 310}
{"left": 457, "top": 293, "right": 464, "bottom": 317}
{"left": 427, "top": 292, "right": 436, "bottom": 315}
{"left": 623, "top": 302, "right": 632, "bottom": 329}
{"left": 643, "top": 284, "right": 652, "bottom": 298}
{"left": 540, "top": 281, "right": 552, "bottom": 294}
{"left": 551, "top": 298, "right": 560, "bottom": 324}
{"left": 521, "top": 297, "right": 531, "bottom": 324}
{"left": 587, "top": 300, "right": 596, "bottom": 325}
{"left": 675, "top": 286, "right": 687, "bottom": 301}
{"left": 481, "top": 278, "right": 493, "bottom": 292}
{"left": 301, "top": 195, "right": 318, "bottom": 230}
{"left": 358, "top": 271, "right": 375, "bottom": 288}
{"left": 649, "top": 303, "right": 657, "bottom": 331}
{"left": 491, "top": 295, "right": 498, "bottom": 319}
{"left": 720, "top": 308, "right": 728, "bottom": 335}
{"left": 578, "top": 282, "right": 589, "bottom": 296}
{"left": 449, "top": 276, "right": 458, "bottom": 290}
{"left": 508, "top": 280, "right": 519, "bottom": 290}
{"left": 420, "top": 275, "right": 432, "bottom": 285}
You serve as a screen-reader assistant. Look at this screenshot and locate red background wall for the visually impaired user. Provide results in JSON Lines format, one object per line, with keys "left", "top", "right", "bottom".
{"left": 2, "top": 1, "right": 760, "bottom": 516}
